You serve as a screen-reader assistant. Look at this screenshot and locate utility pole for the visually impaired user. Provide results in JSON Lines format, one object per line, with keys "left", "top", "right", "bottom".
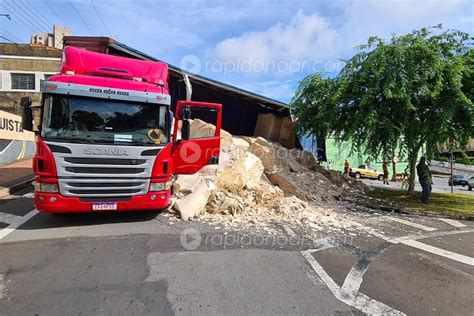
{"left": 392, "top": 149, "right": 397, "bottom": 181}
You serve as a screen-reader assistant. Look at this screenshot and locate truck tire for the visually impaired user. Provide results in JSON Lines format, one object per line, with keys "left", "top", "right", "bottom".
{"left": 355, "top": 173, "right": 361, "bottom": 179}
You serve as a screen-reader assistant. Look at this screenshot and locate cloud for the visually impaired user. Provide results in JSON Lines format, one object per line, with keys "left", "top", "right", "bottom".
{"left": 6, "top": 0, "right": 470, "bottom": 103}
{"left": 211, "top": 1, "right": 472, "bottom": 75}
{"left": 339, "top": 0, "right": 473, "bottom": 49}
{"left": 214, "top": 10, "right": 340, "bottom": 66}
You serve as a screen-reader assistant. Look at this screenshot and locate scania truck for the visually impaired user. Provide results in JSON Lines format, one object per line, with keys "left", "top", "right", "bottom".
{"left": 21, "top": 46, "right": 222, "bottom": 213}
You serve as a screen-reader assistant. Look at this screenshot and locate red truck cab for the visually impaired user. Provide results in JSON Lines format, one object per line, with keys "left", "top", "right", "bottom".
{"left": 21, "top": 46, "right": 221, "bottom": 213}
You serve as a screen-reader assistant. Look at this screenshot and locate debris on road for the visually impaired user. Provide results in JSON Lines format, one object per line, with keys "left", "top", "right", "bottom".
{"left": 171, "top": 119, "right": 368, "bottom": 230}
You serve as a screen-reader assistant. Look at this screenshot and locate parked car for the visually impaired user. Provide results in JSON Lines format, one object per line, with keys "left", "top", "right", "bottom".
{"left": 448, "top": 175, "right": 470, "bottom": 187}
{"left": 349, "top": 164, "right": 385, "bottom": 181}
{"left": 468, "top": 177, "right": 474, "bottom": 191}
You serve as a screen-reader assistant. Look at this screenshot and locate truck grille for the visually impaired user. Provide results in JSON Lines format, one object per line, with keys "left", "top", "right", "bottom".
{"left": 64, "top": 157, "right": 147, "bottom": 165}
{"left": 65, "top": 167, "right": 146, "bottom": 174}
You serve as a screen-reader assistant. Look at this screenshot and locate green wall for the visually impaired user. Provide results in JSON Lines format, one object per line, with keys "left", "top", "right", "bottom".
{"left": 323, "top": 138, "right": 411, "bottom": 176}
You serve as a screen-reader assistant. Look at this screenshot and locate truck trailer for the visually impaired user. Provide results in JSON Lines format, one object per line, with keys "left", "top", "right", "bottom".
{"left": 21, "top": 46, "right": 222, "bottom": 213}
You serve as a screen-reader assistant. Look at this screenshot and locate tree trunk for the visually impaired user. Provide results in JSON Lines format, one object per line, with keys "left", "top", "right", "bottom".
{"left": 407, "top": 144, "right": 422, "bottom": 194}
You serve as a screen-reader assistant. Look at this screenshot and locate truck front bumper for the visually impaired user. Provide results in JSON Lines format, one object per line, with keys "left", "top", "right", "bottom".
{"left": 35, "top": 191, "right": 171, "bottom": 213}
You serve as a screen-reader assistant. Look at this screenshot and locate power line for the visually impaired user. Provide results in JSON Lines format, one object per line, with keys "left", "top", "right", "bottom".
{"left": 44, "top": 0, "right": 66, "bottom": 25}
{"left": 0, "top": 28, "right": 22, "bottom": 42}
{"left": 10, "top": 0, "right": 50, "bottom": 30}
{"left": 91, "top": 0, "right": 111, "bottom": 37}
{"left": 21, "top": 0, "right": 54, "bottom": 27}
{"left": 69, "top": 0, "right": 94, "bottom": 35}
{"left": 5, "top": 0, "right": 46, "bottom": 32}
{"left": 1, "top": 2, "right": 38, "bottom": 33}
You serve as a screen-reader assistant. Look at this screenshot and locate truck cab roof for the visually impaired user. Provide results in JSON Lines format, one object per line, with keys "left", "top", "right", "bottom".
{"left": 52, "top": 46, "right": 169, "bottom": 95}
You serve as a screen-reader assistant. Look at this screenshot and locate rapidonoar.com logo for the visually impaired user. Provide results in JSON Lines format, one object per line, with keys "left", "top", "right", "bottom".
{"left": 179, "top": 141, "right": 202, "bottom": 164}
{"left": 179, "top": 54, "right": 202, "bottom": 75}
{"left": 178, "top": 229, "right": 354, "bottom": 251}
{"left": 180, "top": 228, "right": 202, "bottom": 250}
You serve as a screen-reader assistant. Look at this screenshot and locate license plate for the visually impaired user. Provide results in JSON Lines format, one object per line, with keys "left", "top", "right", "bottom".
{"left": 92, "top": 202, "right": 117, "bottom": 211}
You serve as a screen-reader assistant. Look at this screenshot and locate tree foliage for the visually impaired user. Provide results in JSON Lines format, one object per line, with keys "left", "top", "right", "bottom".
{"left": 291, "top": 25, "right": 473, "bottom": 193}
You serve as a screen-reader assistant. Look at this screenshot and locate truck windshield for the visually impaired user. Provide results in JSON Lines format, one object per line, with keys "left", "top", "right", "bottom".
{"left": 41, "top": 94, "right": 168, "bottom": 145}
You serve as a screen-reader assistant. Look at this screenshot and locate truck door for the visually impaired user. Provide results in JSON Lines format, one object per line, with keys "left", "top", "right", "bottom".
{"left": 171, "top": 100, "right": 222, "bottom": 174}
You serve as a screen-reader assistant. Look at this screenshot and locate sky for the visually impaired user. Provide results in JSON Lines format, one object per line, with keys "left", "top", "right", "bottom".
{"left": 0, "top": 0, "right": 473, "bottom": 103}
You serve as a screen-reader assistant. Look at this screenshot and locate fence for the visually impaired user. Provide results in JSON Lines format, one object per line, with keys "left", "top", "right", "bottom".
{"left": 429, "top": 160, "right": 474, "bottom": 177}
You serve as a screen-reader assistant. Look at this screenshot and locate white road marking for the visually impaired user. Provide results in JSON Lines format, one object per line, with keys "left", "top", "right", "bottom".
{"left": 384, "top": 216, "right": 436, "bottom": 231}
{"left": 340, "top": 244, "right": 390, "bottom": 298}
{"left": 350, "top": 221, "right": 394, "bottom": 242}
{"left": 438, "top": 218, "right": 466, "bottom": 228}
{"left": 400, "top": 239, "right": 474, "bottom": 266}
{"left": 301, "top": 249, "right": 405, "bottom": 315}
{"left": 0, "top": 212, "right": 23, "bottom": 225}
{"left": 340, "top": 264, "right": 365, "bottom": 298}
{"left": 396, "top": 228, "right": 474, "bottom": 242}
{"left": 22, "top": 192, "right": 34, "bottom": 198}
{"left": 282, "top": 225, "right": 296, "bottom": 237}
{"left": 0, "top": 209, "right": 39, "bottom": 241}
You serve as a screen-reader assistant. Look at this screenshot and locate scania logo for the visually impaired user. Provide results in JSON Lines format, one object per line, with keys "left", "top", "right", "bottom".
{"left": 83, "top": 148, "right": 129, "bottom": 156}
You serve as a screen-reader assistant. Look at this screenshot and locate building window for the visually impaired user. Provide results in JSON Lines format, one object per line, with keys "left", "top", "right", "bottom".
{"left": 11, "top": 73, "right": 35, "bottom": 90}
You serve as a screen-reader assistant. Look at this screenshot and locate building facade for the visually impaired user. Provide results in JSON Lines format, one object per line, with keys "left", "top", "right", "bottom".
{"left": 0, "top": 43, "right": 61, "bottom": 165}
{"left": 0, "top": 43, "right": 62, "bottom": 126}
{"left": 31, "top": 25, "right": 71, "bottom": 49}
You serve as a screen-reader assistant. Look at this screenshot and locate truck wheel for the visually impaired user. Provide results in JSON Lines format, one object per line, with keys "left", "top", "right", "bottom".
{"left": 355, "top": 173, "right": 361, "bottom": 179}
{"left": 378, "top": 175, "right": 384, "bottom": 181}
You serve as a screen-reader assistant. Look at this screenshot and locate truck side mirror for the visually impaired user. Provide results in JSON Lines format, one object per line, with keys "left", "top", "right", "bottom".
{"left": 179, "top": 106, "right": 191, "bottom": 120}
{"left": 20, "top": 96, "right": 33, "bottom": 131}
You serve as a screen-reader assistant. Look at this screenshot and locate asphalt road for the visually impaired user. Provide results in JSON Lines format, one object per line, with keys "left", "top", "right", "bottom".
{"left": 361, "top": 174, "right": 474, "bottom": 195}
{"left": 0, "top": 189, "right": 473, "bottom": 315}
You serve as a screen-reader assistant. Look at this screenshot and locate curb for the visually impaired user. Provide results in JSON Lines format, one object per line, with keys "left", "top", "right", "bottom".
{"left": 0, "top": 177, "right": 34, "bottom": 198}
{"left": 359, "top": 201, "right": 473, "bottom": 221}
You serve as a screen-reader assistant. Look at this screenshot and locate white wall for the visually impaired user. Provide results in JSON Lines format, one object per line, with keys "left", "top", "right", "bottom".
{"left": 0, "top": 70, "right": 58, "bottom": 93}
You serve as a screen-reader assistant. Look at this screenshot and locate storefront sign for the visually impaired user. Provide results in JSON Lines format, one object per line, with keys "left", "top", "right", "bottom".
{"left": 0, "top": 110, "right": 35, "bottom": 141}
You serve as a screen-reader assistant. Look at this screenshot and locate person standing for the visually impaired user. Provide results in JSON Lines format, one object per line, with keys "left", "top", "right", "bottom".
{"left": 344, "top": 160, "right": 350, "bottom": 176}
{"left": 417, "top": 157, "right": 432, "bottom": 204}
{"left": 383, "top": 161, "right": 390, "bottom": 185}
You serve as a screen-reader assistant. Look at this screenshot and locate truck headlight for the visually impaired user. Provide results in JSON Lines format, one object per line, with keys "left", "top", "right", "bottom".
{"left": 35, "top": 182, "right": 59, "bottom": 193}
{"left": 150, "top": 181, "right": 171, "bottom": 192}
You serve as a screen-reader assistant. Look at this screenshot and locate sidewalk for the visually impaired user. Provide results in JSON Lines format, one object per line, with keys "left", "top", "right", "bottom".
{"left": 0, "top": 158, "right": 34, "bottom": 197}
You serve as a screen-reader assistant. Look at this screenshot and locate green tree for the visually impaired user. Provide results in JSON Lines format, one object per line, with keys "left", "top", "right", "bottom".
{"left": 291, "top": 74, "right": 339, "bottom": 160}
{"left": 461, "top": 49, "right": 474, "bottom": 102}
{"left": 292, "top": 25, "right": 473, "bottom": 193}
